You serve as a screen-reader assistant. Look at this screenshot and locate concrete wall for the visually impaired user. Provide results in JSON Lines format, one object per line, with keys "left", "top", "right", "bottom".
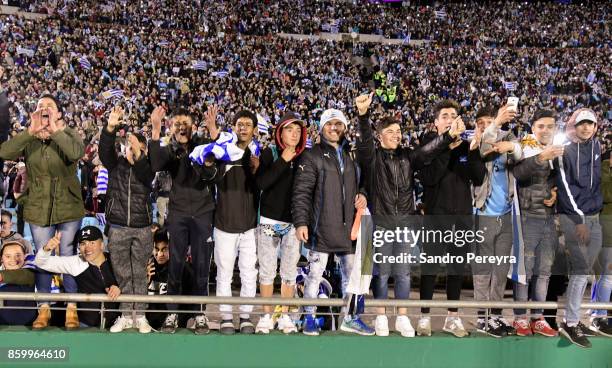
{"left": 279, "top": 32, "right": 429, "bottom": 46}
{"left": 1, "top": 5, "right": 49, "bottom": 19}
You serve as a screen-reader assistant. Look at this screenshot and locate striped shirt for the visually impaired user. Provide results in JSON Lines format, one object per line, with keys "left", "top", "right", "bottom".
{"left": 96, "top": 167, "right": 109, "bottom": 195}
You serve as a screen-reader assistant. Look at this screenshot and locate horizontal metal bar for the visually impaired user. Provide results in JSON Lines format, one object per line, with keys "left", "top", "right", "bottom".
{"left": 1, "top": 292, "right": 612, "bottom": 310}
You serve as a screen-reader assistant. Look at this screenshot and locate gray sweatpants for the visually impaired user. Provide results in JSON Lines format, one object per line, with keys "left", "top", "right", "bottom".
{"left": 473, "top": 213, "right": 513, "bottom": 316}
{"left": 108, "top": 225, "right": 153, "bottom": 315}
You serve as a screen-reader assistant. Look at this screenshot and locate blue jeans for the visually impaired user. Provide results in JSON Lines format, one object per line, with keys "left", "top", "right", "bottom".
{"left": 372, "top": 274, "right": 410, "bottom": 300}
{"left": 303, "top": 250, "right": 354, "bottom": 315}
{"left": 513, "top": 216, "right": 557, "bottom": 317}
{"left": 560, "top": 214, "right": 602, "bottom": 325}
{"left": 30, "top": 220, "right": 82, "bottom": 304}
{"left": 594, "top": 247, "right": 612, "bottom": 317}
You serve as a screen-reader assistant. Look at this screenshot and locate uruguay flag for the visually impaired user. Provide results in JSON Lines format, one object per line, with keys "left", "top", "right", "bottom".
{"left": 79, "top": 55, "right": 92, "bottom": 70}
{"left": 256, "top": 114, "right": 269, "bottom": 135}
{"left": 189, "top": 131, "right": 261, "bottom": 165}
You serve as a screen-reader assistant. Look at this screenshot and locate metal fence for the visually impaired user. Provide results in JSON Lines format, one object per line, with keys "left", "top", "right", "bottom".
{"left": 2, "top": 292, "right": 612, "bottom": 331}
{"left": 2, "top": 292, "right": 612, "bottom": 309}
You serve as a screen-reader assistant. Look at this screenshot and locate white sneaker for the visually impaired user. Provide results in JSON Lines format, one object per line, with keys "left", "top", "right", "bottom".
{"left": 395, "top": 315, "right": 415, "bottom": 337}
{"left": 416, "top": 316, "right": 431, "bottom": 336}
{"left": 277, "top": 314, "right": 298, "bottom": 334}
{"left": 135, "top": 315, "right": 152, "bottom": 334}
{"left": 374, "top": 315, "right": 389, "bottom": 337}
{"left": 110, "top": 315, "right": 133, "bottom": 333}
{"left": 443, "top": 316, "right": 469, "bottom": 338}
{"left": 255, "top": 314, "right": 274, "bottom": 334}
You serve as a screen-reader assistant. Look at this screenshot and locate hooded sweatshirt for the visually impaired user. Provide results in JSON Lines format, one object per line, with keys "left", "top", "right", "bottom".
{"left": 555, "top": 108, "right": 603, "bottom": 224}
{"left": 256, "top": 116, "right": 308, "bottom": 223}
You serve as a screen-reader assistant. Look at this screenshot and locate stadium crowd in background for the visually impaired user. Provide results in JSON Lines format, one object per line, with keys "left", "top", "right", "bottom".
{"left": 0, "top": 0, "right": 610, "bottom": 349}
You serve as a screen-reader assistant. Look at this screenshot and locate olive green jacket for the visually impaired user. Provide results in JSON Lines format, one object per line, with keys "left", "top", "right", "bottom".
{"left": 0, "top": 129, "right": 85, "bottom": 226}
{"left": 602, "top": 162, "right": 612, "bottom": 246}
{"left": 602, "top": 163, "right": 612, "bottom": 216}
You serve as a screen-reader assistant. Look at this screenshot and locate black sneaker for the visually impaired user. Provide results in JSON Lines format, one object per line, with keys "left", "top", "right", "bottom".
{"left": 559, "top": 322, "right": 591, "bottom": 348}
{"left": 577, "top": 321, "right": 597, "bottom": 337}
{"left": 194, "top": 315, "right": 210, "bottom": 335}
{"left": 476, "top": 318, "right": 506, "bottom": 338}
{"left": 240, "top": 318, "right": 255, "bottom": 334}
{"left": 589, "top": 318, "right": 612, "bottom": 337}
{"left": 220, "top": 319, "right": 235, "bottom": 335}
{"left": 495, "top": 317, "right": 517, "bottom": 336}
{"left": 161, "top": 313, "right": 178, "bottom": 334}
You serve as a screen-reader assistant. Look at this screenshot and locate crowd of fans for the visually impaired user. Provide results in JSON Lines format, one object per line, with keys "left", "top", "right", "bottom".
{"left": 16, "top": 0, "right": 611, "bottom": 48}
{"left": 0, "top": 10, "right": 609, "bottom": 152}
{"left": 0, "top": 0, "right": 610, "bottom": 348}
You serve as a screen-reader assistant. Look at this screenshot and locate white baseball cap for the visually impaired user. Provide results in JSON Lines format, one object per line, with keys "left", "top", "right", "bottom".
{"left": 575, "top": 110, "right": 597, "bottom": 125}
{"left": 318, "top": 109, "right": 348, "bottom": 132}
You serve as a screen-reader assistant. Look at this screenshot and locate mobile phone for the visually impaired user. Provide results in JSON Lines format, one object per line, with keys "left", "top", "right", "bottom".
{"left": 507, "top": 97, "right": 519, "bottom": 112}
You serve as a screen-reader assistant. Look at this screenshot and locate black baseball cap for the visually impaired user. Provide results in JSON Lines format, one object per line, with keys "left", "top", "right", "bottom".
{"left": 75, "top": 226, "right": 103, "bottom": 244}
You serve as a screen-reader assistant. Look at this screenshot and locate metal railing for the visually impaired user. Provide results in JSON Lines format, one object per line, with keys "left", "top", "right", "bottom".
{"left": 2, "top": 292, "right": 612, "bottom": 331}
{"left": 2, "top": 292, "right": 612, "bottom": 310}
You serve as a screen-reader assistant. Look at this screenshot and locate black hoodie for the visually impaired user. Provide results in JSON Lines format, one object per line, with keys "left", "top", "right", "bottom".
{"left": 418, "top": 133, "right": 486, "bottom": 215}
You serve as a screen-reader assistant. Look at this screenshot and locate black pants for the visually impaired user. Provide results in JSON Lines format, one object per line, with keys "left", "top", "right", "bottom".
{"left": 419, "top": 215, "right": 472, "bottom": 313}
{"left": 166, "top": 212, "right": 214, "bottom": 312}
{"left": 16, "top": 204, "right": 24, "bottom": 236}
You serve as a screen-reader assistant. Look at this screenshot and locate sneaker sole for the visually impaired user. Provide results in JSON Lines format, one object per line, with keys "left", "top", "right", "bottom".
{"left": 533, "top": 330, "right": 557, "bottom": 337}
{"left": 442, "top": 328, "right": 468, "bottom": 338}
{"left": 376, "top": 331, "right": 390, "bottom": 337}
{"left": 559, "top": 328, "right": 591, "bottom": 348}
{"left": 589, "top": 327, "right": 612, "bottom": 338}
{"left": 398, "top": 331, "right": 416, "bottom": 337}
{"left": 255, "top": 328, "right": 271, "bottom": 334}
{"left": 302, "top": 330, "right": 320, "bottom": 336}
{"left": 161, "top": 329, "right": 177, "bottom": 334}
{"left": 475, "top": 329, "right": 504, "bottom": 338}
{"left": 340, "top": 325, "right": 375, "bottom": 336}
{"left": 416, "top": 329, "right": 431, "bottom": 337}
{"left": 515, "top": 331, "right": 533, "bottom": 337}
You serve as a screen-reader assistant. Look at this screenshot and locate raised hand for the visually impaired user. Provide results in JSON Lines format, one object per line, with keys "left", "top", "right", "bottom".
{"left": 205, "top": 104, "right": 220, "bottom": 140}
{"left": 44, "top": 231, "right": 62, "bottom": 252}
{"left": 28, "top": 110, "right": 47, "bottom": 136}
{"left": 448, "top": 116, "right": 466, "bottom": 139}
{"left": 470, "top": 126, "right": 482, "bottom": 151}
{"left": 107, "top": 106, "right": 124, "bottom": 132}
{"left": 46, "top": 108, "right": 64, "bottom": 134}
{"left": 150, "top": 105, "right": 166, "bottom": 140}
{"left": 146, "top": 259, "right": 155, "bottom": 283}
{"left": 355, "top": 92, "right": 374, "bottom": 116}
{"left": 494, "top": 105, "right": 517, "bottom": 127}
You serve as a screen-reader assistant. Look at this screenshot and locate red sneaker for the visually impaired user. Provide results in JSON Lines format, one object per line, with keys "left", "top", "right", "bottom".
{"left": 513, "top": 319, "right": 532, "bottom": 336}
{"left": 531, "top": 318, "right": 558, "bottom": 337}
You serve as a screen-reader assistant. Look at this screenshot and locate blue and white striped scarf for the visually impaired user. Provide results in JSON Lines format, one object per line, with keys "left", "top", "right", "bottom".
{"left": 189, "top": 131, "right": 261, "bottom": 165}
